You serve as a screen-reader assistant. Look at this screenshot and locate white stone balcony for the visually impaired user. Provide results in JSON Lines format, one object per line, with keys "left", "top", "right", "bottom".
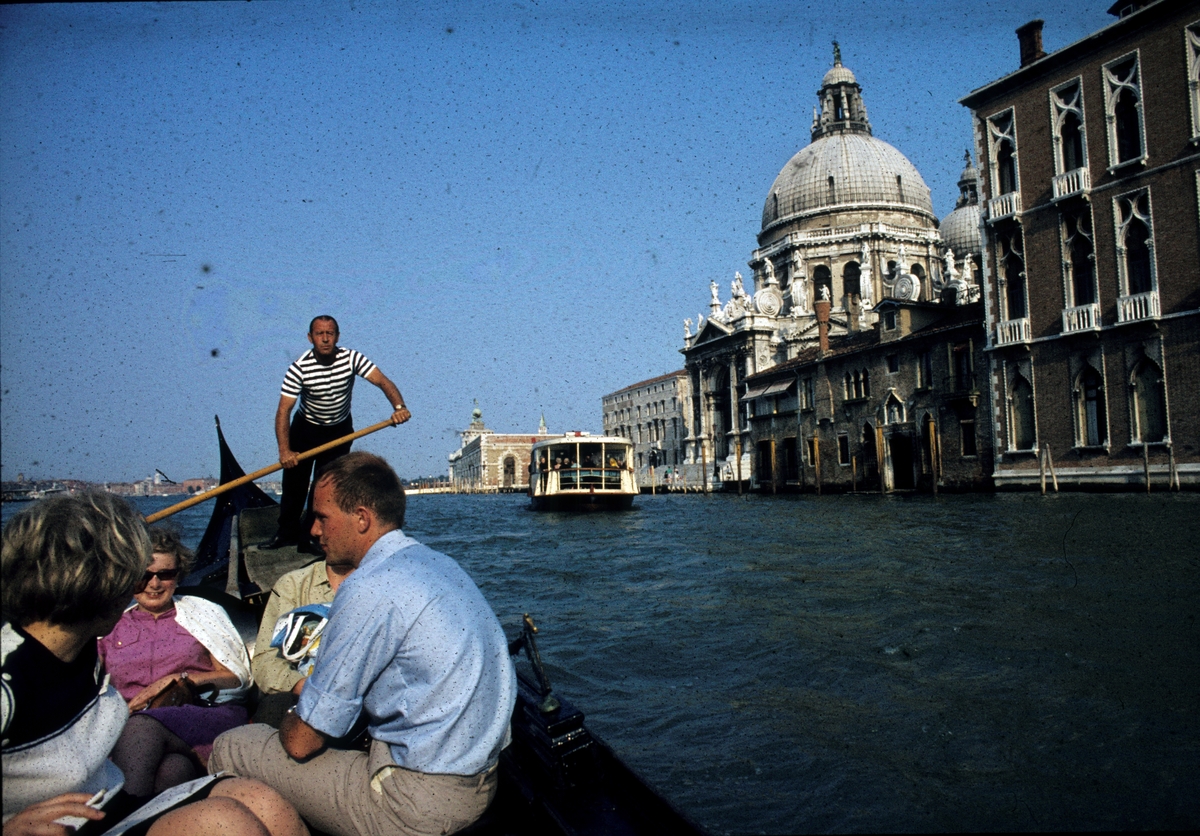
{"left": 1062, "top": 302, "right": 1101, "bottom": 334}
{"left": 987, "top": 191, "right": 1022, "bottom": 223}
{"left": 1117, "top": 289, "right": 1160, "bottom": 323}
{"left": 1052, "top": 168, "right": 1091, "bottom": 201}
{"left": 995, "top": 317, "right": 1031, "bottom": 346}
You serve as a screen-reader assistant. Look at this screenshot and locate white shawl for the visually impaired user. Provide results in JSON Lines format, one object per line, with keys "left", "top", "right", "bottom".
{"left": 170, "top": 596, "right": 253, "bottom": 703}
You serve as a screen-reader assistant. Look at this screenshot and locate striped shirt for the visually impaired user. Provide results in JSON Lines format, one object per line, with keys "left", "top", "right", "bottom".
{"left": 281, "top": 347, "right": 377, "bottom": 425}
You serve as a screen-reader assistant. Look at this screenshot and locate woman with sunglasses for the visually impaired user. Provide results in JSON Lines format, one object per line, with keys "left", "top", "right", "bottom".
{"left": 99, "top": 528, "right": 252, "bottom": 792}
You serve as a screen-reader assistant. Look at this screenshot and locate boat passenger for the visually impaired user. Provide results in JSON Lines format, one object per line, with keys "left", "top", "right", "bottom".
{"left": 99, "top": 528, "right": 253, "bottom": 780}
{"left": 251, "top": 559, "right": 356, "bottom": 727}
{"left": 1, "top": 491, "right": 307, "bottom": 836}
{"left": 211, "top": 452, "right": 517, "bottom": 836}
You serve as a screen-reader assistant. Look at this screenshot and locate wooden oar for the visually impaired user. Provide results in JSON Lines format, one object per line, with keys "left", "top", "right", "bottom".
{"left": 144, "top": 417, "right": 398, "bottom": 524}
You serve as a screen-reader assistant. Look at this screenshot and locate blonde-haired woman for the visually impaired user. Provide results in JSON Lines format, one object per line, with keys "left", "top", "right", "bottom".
{"left": 2, "top": 492, "right": 307, "bottom": 836}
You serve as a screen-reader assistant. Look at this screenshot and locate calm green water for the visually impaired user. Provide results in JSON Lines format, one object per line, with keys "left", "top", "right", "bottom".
{"left": 5, "top": 491, "right": 1198, "bottom": 833}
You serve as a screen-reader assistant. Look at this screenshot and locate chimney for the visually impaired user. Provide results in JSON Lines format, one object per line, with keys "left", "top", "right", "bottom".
{"left": 814, "top": 298, "right": 831, "bottom": 353}
{"left": 1016, "top": 20, "right": 1045, "bottom": 67}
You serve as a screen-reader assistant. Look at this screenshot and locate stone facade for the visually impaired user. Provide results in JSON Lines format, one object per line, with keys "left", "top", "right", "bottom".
{"left": 447, "top": 407, "right": 554, "bottom": 491}
{"left": 961, "top": 1, "right": 1200, "bottom": 489}
{"left": 601, "top": 371, "right": 692, "bottom": 484}
{"left": 681, "top": 46, "right": 980, "bottom": 488}
{"left": 741, "top": 299, "right": 993, "bottom": 493}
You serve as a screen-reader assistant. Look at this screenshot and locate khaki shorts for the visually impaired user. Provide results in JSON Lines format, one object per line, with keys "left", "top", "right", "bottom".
{"left": 210, "top": 724, "right": 496, "bottom": 836}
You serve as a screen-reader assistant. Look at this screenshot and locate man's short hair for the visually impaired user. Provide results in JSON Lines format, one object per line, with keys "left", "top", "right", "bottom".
{"left": 316, "top": 452, "right": 406, "bottom": 530}
{"left": 149, "top": 526, "right": 196, "bottom": 577}
{"left": 2, "top": 491, "right": 151, "bottom": 627}
{"left": 309, "top": 315, "right": 340, "bottom": 336}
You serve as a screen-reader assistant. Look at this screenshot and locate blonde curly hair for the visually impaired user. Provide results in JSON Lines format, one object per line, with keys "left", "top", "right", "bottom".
{"left": 2, "top": 491, "right": 151, "bottom": 626}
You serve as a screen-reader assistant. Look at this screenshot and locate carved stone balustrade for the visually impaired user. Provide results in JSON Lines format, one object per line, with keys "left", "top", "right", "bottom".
{"left": 1061, "top": 302, "right": 1101, "bottom": 333}
{"left": 1117, "top": 289, "right": 1160, "bottom": 323}
{"left": 1052, "top": 168, "right": 1091, "bottom": 202}
{"left": 987, "top": 191, "right": 1022, "bottom": 223}
{"left": 995, "top": 317, "right": 1031, "bottom": 346}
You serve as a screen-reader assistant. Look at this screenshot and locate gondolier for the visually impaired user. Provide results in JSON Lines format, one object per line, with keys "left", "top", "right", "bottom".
{"left": 262, "top": 315, "right": 410, "bottom": 550}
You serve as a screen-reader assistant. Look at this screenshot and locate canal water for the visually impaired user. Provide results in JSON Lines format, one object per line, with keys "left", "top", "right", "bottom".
{"left": 5, "top": 491, "right": 1198, "bottom": 833}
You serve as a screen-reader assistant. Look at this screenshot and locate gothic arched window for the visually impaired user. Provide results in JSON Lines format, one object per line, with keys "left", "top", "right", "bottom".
{"left": 1062, "top": 112, "right": 1085, "bottom": 172}
{"left": 1116, "top": 191, "right": 1154, "bottom": 296}
{"left": 1009, "top": 372, "right": 1035, "bottom": 451}
{"left": 1125, "top": 219, "right": 1152, "bottom": 295}
{"left": 997, "top": 229, "right": 1027, "bottom": 320}
{"left": 1076, "top": 365, "right": 1107, "bottom": 447}
{"left": 1131, "top": 359, "right": 1167, "bottom": 443}
{"left": 1063, "top": 209, "right": 1095, "bottom": 306}
{"left": 1104, "top": 54, "right": 1144, "bottom": 166}
{"left": 1052, "top": 81, "right": 1087, "bottom": 174}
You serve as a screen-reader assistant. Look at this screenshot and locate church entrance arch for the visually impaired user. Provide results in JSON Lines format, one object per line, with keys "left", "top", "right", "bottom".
{"left": 707, "top": 366, "right": 732, "bottom": 461}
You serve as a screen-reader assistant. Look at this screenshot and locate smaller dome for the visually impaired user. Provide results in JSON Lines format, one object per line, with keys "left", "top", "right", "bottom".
{"left": 941, "top": 203, "right": 982, "bottom": 260}
{"left": 822, "top": 64, "right": 857, "bottom": 87}
{"left": 959, "top": 157, "right": 979, "bottom": 185}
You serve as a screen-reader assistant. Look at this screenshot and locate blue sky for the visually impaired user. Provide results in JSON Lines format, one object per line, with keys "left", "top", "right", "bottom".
{"left": 1, "top": 0, "right": 1113, "bottom": 482}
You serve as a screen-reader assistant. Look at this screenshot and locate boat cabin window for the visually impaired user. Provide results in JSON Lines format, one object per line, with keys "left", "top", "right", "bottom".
{"left": 579, "top": 443, "right": 603, "bottom": 467}
{"left": 534, "top": 441, "right": 630, "bottom": 490}
{"left": 549, "top": 445, "right": 575, "bottom": 470}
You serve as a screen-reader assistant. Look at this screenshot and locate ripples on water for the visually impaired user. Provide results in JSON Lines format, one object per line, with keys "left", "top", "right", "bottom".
{"left": 7, "top": 492, "right": 1196, "bottom": 833}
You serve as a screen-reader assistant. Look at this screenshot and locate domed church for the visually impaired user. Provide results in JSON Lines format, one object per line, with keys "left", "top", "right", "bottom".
{"left": 937, "top": 149, "right": 984, "bottom": 304}
{"left": 681, "top": 44, "right": 969, "bottom": 472}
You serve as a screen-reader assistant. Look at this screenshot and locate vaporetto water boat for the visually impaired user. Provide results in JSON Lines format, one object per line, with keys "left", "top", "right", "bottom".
{"left": 528, "top": 434, "right": 638, "bottom": 512}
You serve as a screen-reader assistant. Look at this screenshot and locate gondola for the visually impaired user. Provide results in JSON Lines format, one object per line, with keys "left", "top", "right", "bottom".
{"left": 182, "top": 418, "right": 708, "bottom": 836}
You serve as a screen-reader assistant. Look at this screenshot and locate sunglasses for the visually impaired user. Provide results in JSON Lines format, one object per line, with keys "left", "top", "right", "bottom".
{"left": 134, "top": 568, "right": 180, "bottom": 593}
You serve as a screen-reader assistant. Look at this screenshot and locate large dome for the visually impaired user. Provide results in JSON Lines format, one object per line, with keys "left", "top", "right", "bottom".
{"left": 762, "top": 133, "right": 934, "bottom": 231}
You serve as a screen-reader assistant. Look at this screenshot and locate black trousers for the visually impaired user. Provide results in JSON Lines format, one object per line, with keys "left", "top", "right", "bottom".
{"left": 277, "top": 413, "right": 353, "bottom": 541}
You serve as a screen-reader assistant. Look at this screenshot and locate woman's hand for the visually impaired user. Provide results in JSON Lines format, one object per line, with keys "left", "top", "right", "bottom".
{"left": 127, "top": 674, "right": 180, "bottom": 712}
{"left": 1, "top": 793, "right": 105, "bottom": 836}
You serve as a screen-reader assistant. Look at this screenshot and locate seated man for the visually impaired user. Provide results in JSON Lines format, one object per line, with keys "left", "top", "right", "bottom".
{"left": 251, "top": 558, "right": 355, "bottom": 728}
{"left": 212, "top": 453, "right": 517, "bottom": 836}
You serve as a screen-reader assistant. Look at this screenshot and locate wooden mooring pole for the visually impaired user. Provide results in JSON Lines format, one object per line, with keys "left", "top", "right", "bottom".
{"left": 1039, "top": 442, "right": 1058, "bottom": 494}
{"left": 814, "top": 435, "right": 822, "bottom": 496}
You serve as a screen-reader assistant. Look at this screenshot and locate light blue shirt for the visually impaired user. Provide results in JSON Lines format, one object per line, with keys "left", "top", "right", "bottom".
{"left": 297, "top": 530, "right": 516, "bottom": 775}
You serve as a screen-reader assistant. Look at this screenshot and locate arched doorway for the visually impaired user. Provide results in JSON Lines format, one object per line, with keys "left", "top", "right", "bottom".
{"left": 708, "top": 366, "right": 732, "bottom": 461}
{"left": 503, "top": 456, "right": 516, "bottom": 489}
{"left": 861, "top": 423, "right": 878, "bottom": 489}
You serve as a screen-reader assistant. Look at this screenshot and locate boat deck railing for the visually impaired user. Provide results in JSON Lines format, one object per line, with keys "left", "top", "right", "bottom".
{"left": 534, "top": 468, "right": 636, "bottom": 494}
